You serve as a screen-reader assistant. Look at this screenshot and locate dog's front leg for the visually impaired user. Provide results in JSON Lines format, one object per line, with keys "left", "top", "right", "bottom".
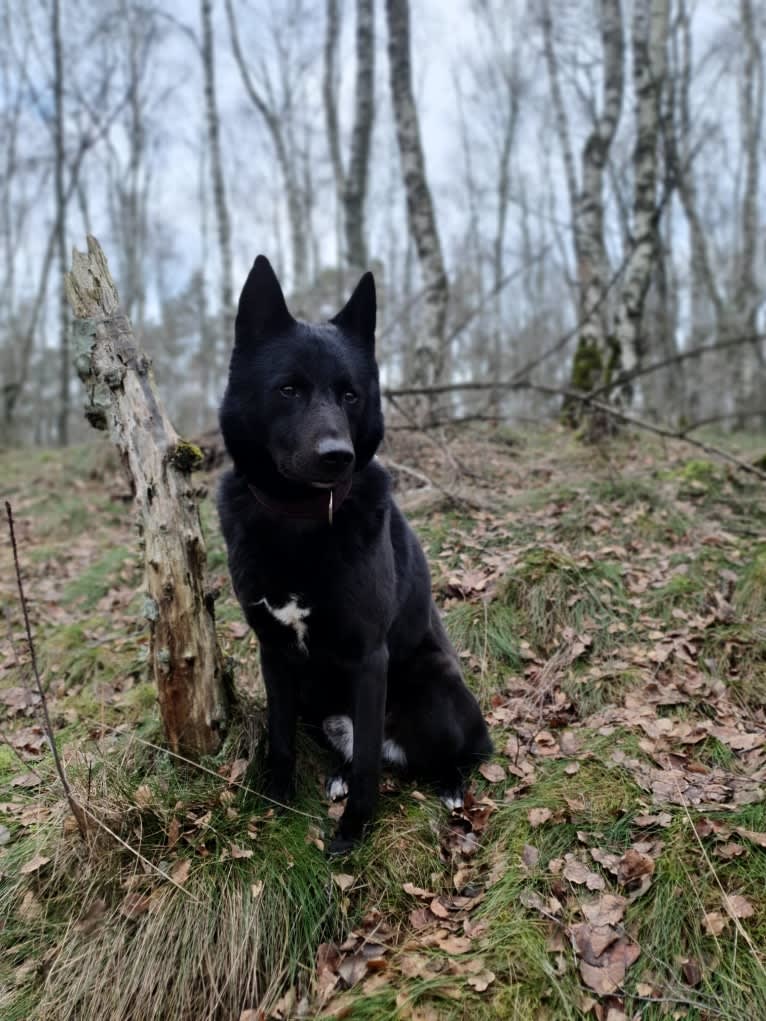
{"left": 260, "top": 645, "right": 298, "bottom": 805}
{"left": 331, "top": 646, "right": 387, "bottom": 853}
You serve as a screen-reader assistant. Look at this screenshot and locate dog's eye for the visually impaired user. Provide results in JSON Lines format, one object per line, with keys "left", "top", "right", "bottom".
{"left": 343, "top": 391, "right": 358, "bottom": 404}
{"left": 279, "top": 385, "right": 299, "bottom": 398}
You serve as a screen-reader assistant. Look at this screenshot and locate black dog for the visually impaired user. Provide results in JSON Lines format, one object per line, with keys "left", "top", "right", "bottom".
{"left": 218, "top": 256, "right": 492, "bottom": 852}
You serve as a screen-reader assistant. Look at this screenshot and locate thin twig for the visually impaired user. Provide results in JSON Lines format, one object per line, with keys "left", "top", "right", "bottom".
{"left": 85, "top": 719, "right": 324, "bottom": 822}
{"left": 5, "top": 500, "right": 88, "bottom": 840}
{"left": 384, "top": 380, "right": 766, "bottom": 482}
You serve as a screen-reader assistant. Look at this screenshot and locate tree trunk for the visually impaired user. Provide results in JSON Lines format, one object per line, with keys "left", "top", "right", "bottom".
{"left": 613, "top": 0, "right": 669, "bottom": 382}
{"left": 52, "top": 0, "right": 69, "bottom": 446}
{"left": 201, "top": 0, "right": 235, "bottom": 357}
{"left": 385, "top": 0, "right": 449, "bottom": 396}
{"left": 66, "top": 236, "right": 230, "bottom": 757}
{"left": 343, "top": 0, "right": 375, "bottom": 270}
{"left": 570, "top": 0, "right": 624, "bottom": 400}
{"left": 734, "top": 0, "right": 764, "bottom": 427}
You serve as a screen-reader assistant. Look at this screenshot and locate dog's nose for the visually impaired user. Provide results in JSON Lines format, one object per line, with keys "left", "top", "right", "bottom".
{"left": 316, "top": 438, "right": 354, "bottom": 468}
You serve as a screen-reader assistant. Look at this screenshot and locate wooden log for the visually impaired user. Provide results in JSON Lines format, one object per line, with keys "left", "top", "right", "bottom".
{"left": 66, "top": 235, "right": 230, "bottom": 756}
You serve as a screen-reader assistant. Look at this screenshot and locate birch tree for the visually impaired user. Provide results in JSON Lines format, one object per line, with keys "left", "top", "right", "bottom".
{"left": 52, "top": 0, "right": 69, "bottom": 445}
{"left": 323, "top": 0, "right": 375, "bottom": 270}
{"left": 201, "top": 0, "right": 234, "bottom": 353}
{"left": 613, "top": 0, "right": 669, "bottom": 381}
{"left": 385, "top": 0, "right": 449, "bottom": 392}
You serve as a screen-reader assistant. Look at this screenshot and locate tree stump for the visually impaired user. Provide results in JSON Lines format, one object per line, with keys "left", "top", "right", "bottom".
{"left": 66, "top": 235, "right": 230, "bottom": 756}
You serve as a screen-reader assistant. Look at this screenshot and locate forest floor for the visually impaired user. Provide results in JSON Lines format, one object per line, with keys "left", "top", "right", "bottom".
{"left": 1, "top": 424, "right": 766, "bottom": 1021}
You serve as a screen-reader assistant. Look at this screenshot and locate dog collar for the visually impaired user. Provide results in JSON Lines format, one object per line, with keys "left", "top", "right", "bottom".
{"left": 247, "top": 477, "right": 352, "bottom": 525}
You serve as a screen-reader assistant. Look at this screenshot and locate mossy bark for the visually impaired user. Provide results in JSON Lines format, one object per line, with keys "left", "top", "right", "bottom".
{"left": 66, "top": 235, "right": 230, "bottom": 757}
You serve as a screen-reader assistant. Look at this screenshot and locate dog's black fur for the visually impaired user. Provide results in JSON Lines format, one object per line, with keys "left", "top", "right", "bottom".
{"left": 218, "top": 256, "right": 492, "bottom": 851}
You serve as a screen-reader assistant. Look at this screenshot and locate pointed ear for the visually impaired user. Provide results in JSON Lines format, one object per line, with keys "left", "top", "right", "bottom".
{"left": 235, "top": 255, "right": 293, "bottom": 343}
{"left": 331, "top": 272, "right": 376, "bottom": 346}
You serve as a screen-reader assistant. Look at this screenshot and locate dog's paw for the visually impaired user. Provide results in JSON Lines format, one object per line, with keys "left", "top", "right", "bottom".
{"left": 325, "top": 776, "right": 349, "bottom": 802}
{"left": 439, "top": 789, "right": 464, "bottom": 812}
{"left": 327, "top": 833, "right": 357, "bottom": 856}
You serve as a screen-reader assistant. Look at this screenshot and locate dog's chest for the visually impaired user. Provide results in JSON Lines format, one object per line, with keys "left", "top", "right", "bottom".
{"left": 251, "top": 593, "right": 312, "bottom": 653}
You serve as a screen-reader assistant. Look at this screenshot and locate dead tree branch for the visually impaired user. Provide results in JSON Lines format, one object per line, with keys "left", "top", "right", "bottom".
{"left": 65, "top": 235, "right": 230, "bottom": 757}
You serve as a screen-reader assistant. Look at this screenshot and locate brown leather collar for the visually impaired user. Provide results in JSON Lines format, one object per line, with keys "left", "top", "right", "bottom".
{"left": 247, "top": 477, "right": 352, "bottom": 525}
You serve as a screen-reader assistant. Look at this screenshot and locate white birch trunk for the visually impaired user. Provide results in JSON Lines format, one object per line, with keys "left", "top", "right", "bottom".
{"left": 613, "top": 0, "right": 669, "bottom": 378}
{"left": 385, "top": 0, "right": 449, "bottom": 392}
{"left": 201, "top": 0, "right": 235, "bottom": 356}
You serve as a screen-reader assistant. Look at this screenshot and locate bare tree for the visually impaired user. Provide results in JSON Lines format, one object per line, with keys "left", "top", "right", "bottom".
{"left": 225, "top": 0, "right": 315, "bottom": 290}
{"left": 542, "top": 0, "right": 625, "bottom": 399}
{"left": 201, "top": 0, "right": 234, "bottom": 356}
{"left": 323, "top": 0, "right": 375, "bottom": 271}
{"left": 52, "top": 0, "right": 69, "bottom": 445}
{"left": 385, "top": 0, "right": 449, "bottom": 393}
{"left": 613, "top": 0, "right": 669, "bottom": 380}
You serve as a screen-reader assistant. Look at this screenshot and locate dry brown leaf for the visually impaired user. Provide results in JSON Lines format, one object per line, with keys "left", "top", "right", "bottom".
{"left": 228, "top": 758, "right": 249, "bottom": 783}
{"left": 20, "top": 853, "right": 51, "bottom": 875}
{"left": 230, "top": 844, "right": 254, "bottom": 859}
{"left": 403, "top": 882, "right": 436, "bottom": 899}
{"left": 581, "top": 894, "right": 627, "bottom": 927}
{"left": 429, "top": 897, "right": 450, "bottom": 919}
{"left": 436, "top": 934, "right": 472, "bottom": 954}
{"left": 466, "top": 969, "right": 496, "bottom": 992}
{"left": 725, "top": 894, "right": 755, "bottom": 919}
{"left": 479, "top": 762, "right": 506, "bottom": 783}
{"left": 399, "top": 953, "right": 432, "bottom": 980}
{"left": 119, "top": 892, "right": 153, "bottom": 919}
{"left": 410, "top": 907, "right": 437, "bottom": 930}
{"left": 170, "top": 859, "right": 191, "bottom": 886}
{"left": 133, "top": 784, "right": 152, "bottom": 807}
{"left": 702, "top": 911, "right": 728, "bottom": 936}
{"left": 569, "top": 921, "right": 620, "bottom": 961}
{"left": 522, "top": 844, "right": 540, "bottom": 869}
{"left": 528, "top": 807, "right": 553, "bottom": 827}
{"left": 332, "top": 873, "right": 355, "bottom": 892}
{"left": 238, "top": 1010, "right": 265, "bottom": 1021}
{"left": 167, "top": 816, "right": 180, "bottom": 849}
{"left": 734, "top": 827, "right": 766, "bottom": 848}
{"left": 338, "top": 954, "right": 368, "bottom": 988}
{"left": 681, "top": 958, "right": 702, "bottom": 986}
{"left": 714, "top": 842, "right": 746, "bottom": 860}
{"left": 563, "top": 857, "right": 605, "bottom": 891}
{"left": 10, "top": 772, "right": 41, "bottom": 788}
{"left": 579, "top": 938, "right": 640, "bottom": 995}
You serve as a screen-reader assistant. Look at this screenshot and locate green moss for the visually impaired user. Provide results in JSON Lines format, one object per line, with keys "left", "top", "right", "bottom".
{"left": 570, "top": 338, "right": 604, "bottom": 392}
{"left": 167, "top": 440, "right": 204, "bottom": 473}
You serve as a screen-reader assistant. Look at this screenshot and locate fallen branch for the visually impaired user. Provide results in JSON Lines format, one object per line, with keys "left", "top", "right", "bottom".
{"left": 384, "top": 380, "right": 765, "bottom": 482}
{"left": 522, "top": 382, "right": 766, "bottom": 482}
{"left": 5, "top": 501, "right": 88, "bottom": 840}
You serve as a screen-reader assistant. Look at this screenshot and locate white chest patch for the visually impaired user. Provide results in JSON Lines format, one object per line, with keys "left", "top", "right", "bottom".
{"left": 253, "top": 595, "right": 311, "bottom": 653}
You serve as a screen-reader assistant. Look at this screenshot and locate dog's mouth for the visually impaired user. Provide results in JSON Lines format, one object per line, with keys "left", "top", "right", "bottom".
{"left": 275, "top": 460, "right": 354, "bottom": 490}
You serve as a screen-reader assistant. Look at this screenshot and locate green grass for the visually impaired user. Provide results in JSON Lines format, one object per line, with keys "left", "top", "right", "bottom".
{"left": 2, "top": 431, "right": 766, "bottom": 1021}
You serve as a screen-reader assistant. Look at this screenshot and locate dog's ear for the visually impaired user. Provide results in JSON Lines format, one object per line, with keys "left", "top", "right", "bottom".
{"left": 331, "top": 272, "right": 376, "bottom": 347}
{"left": 236, "top": 255, "right": 294, "bottom": 343}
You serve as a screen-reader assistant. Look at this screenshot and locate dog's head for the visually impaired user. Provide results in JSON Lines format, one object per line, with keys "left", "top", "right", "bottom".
{"left": 220, "top": 256, "right": 384, "bottom": 488}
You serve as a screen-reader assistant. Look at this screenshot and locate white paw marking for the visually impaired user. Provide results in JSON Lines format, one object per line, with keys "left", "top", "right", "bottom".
{"left": 441, "top": 793, "right": 464, "bottom": 811}
{"left": 252, "top": 595, "right": 310, "bottom": 653}
{"left": 323, "top": 715, "right": 354, "bottom": 762}
{"left": 382, "top": 738, "right": 407, "bottom": 767}
{"left": 327, "top": 777, "right": 349, "bottom": 801}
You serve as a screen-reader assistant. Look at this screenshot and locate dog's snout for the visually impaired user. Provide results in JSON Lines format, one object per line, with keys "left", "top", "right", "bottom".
{"left": 316, "top": 438, "right": 354, "bottom": 468}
